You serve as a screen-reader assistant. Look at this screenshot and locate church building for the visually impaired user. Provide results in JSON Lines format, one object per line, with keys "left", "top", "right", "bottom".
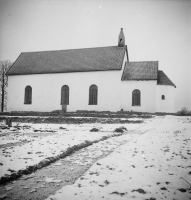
{"left": 7, "top": 28, "right": 176, "bottom": 113}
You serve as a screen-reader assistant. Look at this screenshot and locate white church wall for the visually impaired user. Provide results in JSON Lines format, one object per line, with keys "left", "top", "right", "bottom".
{"left": 7, "top": 70, "right": 120, "bottom": 112}
{"left": 156, "top": 85, "right": 175, "bottom": 113}
{"left": 120, "top": 81, "right": 157, "bottom": 113}
{"left": 7, "top": 51, "right": 128, "bottom": 113}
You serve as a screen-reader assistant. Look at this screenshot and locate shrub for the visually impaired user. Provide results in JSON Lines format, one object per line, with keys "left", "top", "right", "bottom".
{"left": 114, "top": 126, "right": 127, "bottom": 133}
{"left": 90, "top": 128, "right": 100, "bottom": 132}
{"left": 177, "top": 107, "right": 191, "bottom": 116}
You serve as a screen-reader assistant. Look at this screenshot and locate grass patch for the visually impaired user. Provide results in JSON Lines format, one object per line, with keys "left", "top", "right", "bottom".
{"left": 114, "top": 126, "right": 127, "bottom": 133}
{"left": 90, "top": 128, "right": 100, "bottom": 132}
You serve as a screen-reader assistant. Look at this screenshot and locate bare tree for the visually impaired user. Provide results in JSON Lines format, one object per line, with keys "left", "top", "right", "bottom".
{"left": 0, "top": 60, "right": 12, "bottom": 112}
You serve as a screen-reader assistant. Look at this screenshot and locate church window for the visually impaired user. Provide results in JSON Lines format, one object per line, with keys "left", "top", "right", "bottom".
{"left": 162, "top": 95, "right": 165, "bottom": 100}
{"left": 24, "top": 86, "right": 32, "bottom": 104}
{"left": 89, "top": 85, "right": 98, "bottom": 105}
{"left": 61, "top": 85, "right": 69, "bottom": 105}
{"left": 132, "top": 89, "right": 141, "bottom": 106}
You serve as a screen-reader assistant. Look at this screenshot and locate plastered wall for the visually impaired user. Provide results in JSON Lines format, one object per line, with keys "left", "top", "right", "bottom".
{"left": 156, "top": 85, "right": 175, "bottom": 113}
{"left": 7, "top": 71, "right": 119, "bottom": 112}
{"left": 7, "top": 53, "right": 127, "bottom": 112}
{"left": 7, "top": 50, "right": 175, "bottom": 114}
{"left": 120, "top": 80, "right": 157, "bottom": 113}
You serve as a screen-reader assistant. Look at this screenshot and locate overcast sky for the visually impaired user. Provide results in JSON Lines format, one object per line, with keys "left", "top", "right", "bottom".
{"left": 0, "top": 0, "right": 190, "bottom": 111}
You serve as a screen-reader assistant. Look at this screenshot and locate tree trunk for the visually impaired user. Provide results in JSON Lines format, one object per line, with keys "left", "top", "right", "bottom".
{"left": 1, "top": 68, "right": 4, "bottom": 112}
{"left": 0, "top": 60, "right": 12, "bottom": 112}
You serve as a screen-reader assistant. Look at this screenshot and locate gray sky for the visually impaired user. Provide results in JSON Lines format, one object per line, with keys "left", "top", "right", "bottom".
{"left": 0, "top": 0, "right": 191, "bottom": 111}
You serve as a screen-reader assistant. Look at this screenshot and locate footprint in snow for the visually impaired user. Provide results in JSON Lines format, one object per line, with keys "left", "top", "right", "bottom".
{"left": 132, "top": 188, "right": 146, "bottom": 194}
{"left": 160, "top": 187, "right": 167, "bottom": 190}
{"left": 104, "top": 180, "right": 109, "bottom": 185}
{"left": 110, "top": 191, "right": 127, "bottom": 196}
{"left": 177, "top": 188, "right": 187, "bottom": 192}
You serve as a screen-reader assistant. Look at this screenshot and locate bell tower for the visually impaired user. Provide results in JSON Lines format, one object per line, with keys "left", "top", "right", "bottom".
{"left": 118, "top": 28, "right": 125, "bottom": 47}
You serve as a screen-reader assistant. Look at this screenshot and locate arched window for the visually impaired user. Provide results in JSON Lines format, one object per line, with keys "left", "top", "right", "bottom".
{"left": 24, "top": 86, "right": 32, "bottom": 104}
{"left": 162, "top": 95, "right": 165, "bottom": 100}
{"left": 89, "top": 85, "right": 98, "bottom": 105}
{"left": 61, "top": 85, "right": 69, "bottom": 105}
{"left": 132, "top": 89, "right": 141, "bottom": 106}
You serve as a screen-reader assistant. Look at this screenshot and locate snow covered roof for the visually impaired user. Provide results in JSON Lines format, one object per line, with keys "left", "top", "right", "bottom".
{"left": 122, "top": 61, "right": 158, "bottom": 80}
{"left": 7, "top": 46, "right": 126, "bottom": 75}
{"left": 157, "top": 70, "right": 176, "bottom": 88}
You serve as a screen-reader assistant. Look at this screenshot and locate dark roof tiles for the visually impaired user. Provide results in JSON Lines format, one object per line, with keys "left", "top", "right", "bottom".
{"left": 8, "top": 45, "right": 176, "bottom": 88}
{"left": 7, "top": 46, "right": 126, "bottom": 75}
{"left": 157, "top": 70, "right": 176, "bottom": 87}
{"left": 122, "top": 61, "right": 158, "bottom": 80}
{"left": 122, "top": 62, "right": 175, "bottom": 87}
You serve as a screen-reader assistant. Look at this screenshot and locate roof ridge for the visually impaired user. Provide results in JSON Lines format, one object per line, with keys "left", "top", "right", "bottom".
{"left": 21, "top": 45, "right": 125, "bottom": 54}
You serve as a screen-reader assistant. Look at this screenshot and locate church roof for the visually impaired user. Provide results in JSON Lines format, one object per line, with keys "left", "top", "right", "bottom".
{"left": 121, "top": 61, "right": 158, "bottom": 80}
{"left": 7, "top": 46, "right": 126, "bottom": 75}
{"left": 157, "top": 70, "right": 176, "bottom": 88}
{"left": 122, "top": 61, "right": 176, "bottom": 87}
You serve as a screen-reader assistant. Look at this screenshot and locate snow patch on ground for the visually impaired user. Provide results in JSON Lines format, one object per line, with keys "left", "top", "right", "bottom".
{"left": 46, "top": 116, "right": 191, "bottom": 200}
{"left": 0, "top": 122, "right": 141, "bottom": 177}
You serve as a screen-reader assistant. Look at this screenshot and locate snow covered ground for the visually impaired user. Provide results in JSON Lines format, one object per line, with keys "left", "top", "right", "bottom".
{"left": 0, "top": 121, "right": 141, "bottom": 178}
{"left": 0, "top": 115, "right": 191, "bottom": 200}
{"left": 45, "top": 116, "right": 191, "bottom": 200}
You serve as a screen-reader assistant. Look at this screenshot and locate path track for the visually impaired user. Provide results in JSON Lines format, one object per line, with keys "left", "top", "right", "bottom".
{"left": 0, "top": 129, "right": 142, "bottom": 200}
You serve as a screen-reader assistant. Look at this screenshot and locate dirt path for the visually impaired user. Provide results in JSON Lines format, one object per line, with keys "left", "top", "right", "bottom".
{"left": 0, "top": 132, "right": 136, "bottom": 200}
